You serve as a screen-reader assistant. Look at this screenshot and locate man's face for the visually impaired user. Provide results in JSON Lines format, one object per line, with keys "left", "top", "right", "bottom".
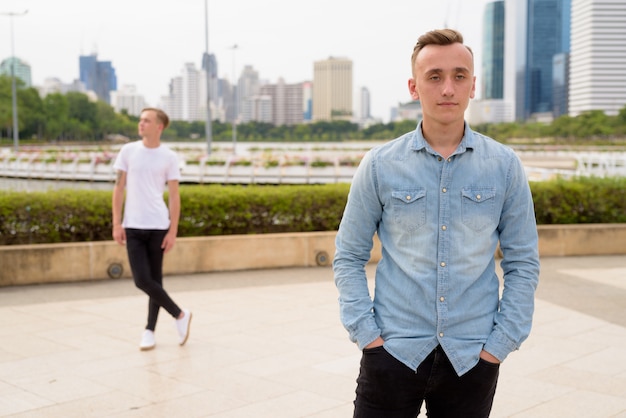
{"left": 138, "top": 110, "right": 162, "bottom": 137}
{"left": 408, "top": 42, "right": 476, "bottom": 126}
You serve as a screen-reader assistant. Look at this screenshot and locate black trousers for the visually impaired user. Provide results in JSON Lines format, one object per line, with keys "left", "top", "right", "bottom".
{"left": 125, "top": 228, "right": 181, "bottom": 331}
{"left": 353, "top": 345, "right": 499, "bottom": 418}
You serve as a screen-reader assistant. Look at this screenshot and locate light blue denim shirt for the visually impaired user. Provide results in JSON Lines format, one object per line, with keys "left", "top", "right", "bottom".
{"left": 333, "top": 122, "right": 540, "bottom": 376}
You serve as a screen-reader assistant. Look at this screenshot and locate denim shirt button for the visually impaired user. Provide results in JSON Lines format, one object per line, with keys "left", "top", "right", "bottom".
{"left": 440, "top": 262, "right": 446, "bottom": 267}
{"left": 439, "top": 332, "right": 444, "bottom": 337}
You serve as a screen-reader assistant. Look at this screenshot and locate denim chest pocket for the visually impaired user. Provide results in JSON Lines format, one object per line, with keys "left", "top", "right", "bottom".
{"left": 391, "top": 188, "right": 427, "bottom": 231}
{"left": 461, "top": 187, "right": 498, "bottom": 231}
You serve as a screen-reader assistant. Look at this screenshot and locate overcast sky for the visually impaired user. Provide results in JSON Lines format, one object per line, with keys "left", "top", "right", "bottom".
{"left": 1, "top": 0, "right": 491, "bottom": 122}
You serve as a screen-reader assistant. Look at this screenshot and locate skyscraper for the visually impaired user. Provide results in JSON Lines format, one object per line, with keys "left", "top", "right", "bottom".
{"left": 258, "top": 78, "right": 304, "bottom": 126}
{"left": 359, "top": 87, "right": 371, "bottom": 121}
{"left": 0, "top": 57, "right": 31, "bottom": 87}
{"left": 524, "top": 0, "right": 571, "bottom": 119}
{"left": 237, "top": 65, "right": 260, "bottom": 123}
{"left": 302, "top": 81, "right": 313, "bottom": 122}
{"left": 468, "top": 0, "right": 512, "bottom": 125}
{"left": 162, "top": 62, "right": 207, "bottom": 122}
{"left": 552, "top": 52, "right": 569, "bottom": 117}
{"left": 312, "top": 57, "right": 353, "bottom": 122}
{"left": 569, "top": 0, "right": 626, "bottom": 116}
{"left": 202, "top": 52, "right": 218, "bottom": 114}
{"left": 504, "top": 0, "right": 528, "bottom": 121}
{"left": 482, "top": 1, "right": 505, "bottom": 100}
{"left": 79, "top": 54, "right": 117, "bottom": 104}
{"left": 110, "top": 85, "right": 147, "bottom": 117}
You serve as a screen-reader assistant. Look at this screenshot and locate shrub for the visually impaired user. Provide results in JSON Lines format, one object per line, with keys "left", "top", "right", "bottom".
{"left": 531, "top": 176, "right": 626, "bottom": 224}
{"left": 0, "top": 177, "right": 624, "bottom": 246}
{"left": 0, "top": 184, "right": 350, "bottom": 245}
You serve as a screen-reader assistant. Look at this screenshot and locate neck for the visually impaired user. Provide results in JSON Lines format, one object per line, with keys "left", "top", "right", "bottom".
{"left": 421, "top": 120, "right": 465, "bottom": 159}
{"left": 142, "top": 136, "right": 160, "bottom": 148}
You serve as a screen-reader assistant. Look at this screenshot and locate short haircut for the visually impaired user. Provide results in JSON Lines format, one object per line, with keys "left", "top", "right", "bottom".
{"left": 141, "top": 107, "right": 170, "bottom": 129}
{"left": 411, "top": 29, "right": 474, "bottom": 73}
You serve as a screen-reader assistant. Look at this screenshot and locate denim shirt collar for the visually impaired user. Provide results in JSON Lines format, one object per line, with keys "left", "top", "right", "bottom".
{"left": 409, "top": 121, "right": 477, "bottom": 155}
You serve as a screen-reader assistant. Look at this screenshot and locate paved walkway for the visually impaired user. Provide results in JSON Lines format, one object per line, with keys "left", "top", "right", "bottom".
{"left": 0, "top": 255, "right": 625, "bottom": 417}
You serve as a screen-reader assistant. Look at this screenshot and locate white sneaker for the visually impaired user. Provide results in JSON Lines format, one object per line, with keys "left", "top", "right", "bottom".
{"left": 139, "top": 330, "right": 156, "bottom": 351}
{"left": 175, "top": 309, "right": 192, "bottom": 346}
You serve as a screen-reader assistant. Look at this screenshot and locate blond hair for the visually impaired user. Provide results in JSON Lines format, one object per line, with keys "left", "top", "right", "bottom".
{"left": 141, "top": 107, "right": 170, "bottom": 129}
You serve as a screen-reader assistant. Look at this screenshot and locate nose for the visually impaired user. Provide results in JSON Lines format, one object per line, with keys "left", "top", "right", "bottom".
{"left": 441, "top": 77, "right": 455, "bottom": 97}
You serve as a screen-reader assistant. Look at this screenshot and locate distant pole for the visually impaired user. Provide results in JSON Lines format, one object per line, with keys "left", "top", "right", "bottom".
{"left": 1, "top": 9, "right": 28, "bottom": 152}
{"left": 204, "top": 0, "right": 212, "bottom": 156}
{"left": 231, "top": 44, "right": 238, "bottom": 155}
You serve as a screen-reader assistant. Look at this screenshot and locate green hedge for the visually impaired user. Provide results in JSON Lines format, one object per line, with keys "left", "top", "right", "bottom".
{"left": 0, "top": 184, "right": 351, "bottom": 245}
{"left": 0, "top": 178, "right": 625, "bottom": 245}
{"left": 177, "top": 184, "right": 350, "bottom": 236}
{"left": 531, "top": 177, "right": 626, "bottom": 224}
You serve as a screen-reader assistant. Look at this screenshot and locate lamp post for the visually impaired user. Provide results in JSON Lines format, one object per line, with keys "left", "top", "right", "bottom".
{"left": 0, "top": 9, "right": 28, "bottom": 152}
{"left": 230, "top": 44, "right": 238, "bottom": 155}
{"left": 203, "top": 0, "right": 212, "bottom": 156}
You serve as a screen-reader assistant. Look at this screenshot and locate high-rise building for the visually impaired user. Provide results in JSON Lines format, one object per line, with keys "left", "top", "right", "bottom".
{"left": 182, "top": 62, "right": 203, "bottom": 121}
{"left": 242, "top": 95, "right": 272, "bottom": 124}
{"left": 202, "top": 52, "right": 218, "bottom": 116}
{"left": 469, "top": 0, "right": 512, "bottom": 125}
{"left": 569, "top": 0, "right": 626, "bottom": 117}
{"left": 524, "top": 0, "right": 571, "bottom": 119}
{"left": 359, "top": 87, "right": 371, "bottom": 120}
{"left": 482, "top": 1, "right": 505, "bottom": 100}
{"left": 312, "top": 57, "right": 353, "bottom": 121}
{"left": 237, "top": 65, "right": 261, "bottom": 123}
{"left": 302, "top": 81, "right": 313, "bottom": 122}
{"left": 162, "top": 62, "right": 207, "bottom": 122}
{"left": 79, "top": 54, "right": 117, "bottom": 104}
{"left": 552, "top": 52, "right": 569, "bottom": 117}
{"left": 504, "top": 0, "right": 528, "bottom": 121}
{"left": 258, "top": 78, "right": 304, "bottom": 126}
{"left": 0, "top": 57, "right": 32, "bottom": 87}
{"left": 110, "top": 85, "right": 147, "bottom": 117}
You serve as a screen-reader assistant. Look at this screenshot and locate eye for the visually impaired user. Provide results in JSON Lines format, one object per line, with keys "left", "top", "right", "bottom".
{"left": 429, "top": 75, "right": 440, "bottom": 81}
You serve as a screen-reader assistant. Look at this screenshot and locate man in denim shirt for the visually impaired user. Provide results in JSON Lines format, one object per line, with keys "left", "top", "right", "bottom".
{"left": 333, "top": 29, "right": 540, "bottom": 417}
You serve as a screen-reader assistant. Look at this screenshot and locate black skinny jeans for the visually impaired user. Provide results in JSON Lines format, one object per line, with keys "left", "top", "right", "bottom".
{"left": 125, "top": 228, "right": 181, "bottom": 331}
{"left": 353, "top": 345, "right": 499, "bottom": 418}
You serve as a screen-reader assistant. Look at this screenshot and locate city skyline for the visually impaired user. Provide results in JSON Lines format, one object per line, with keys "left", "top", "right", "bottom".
{"left": 0, "top": 0, "right": 491, "bottom": 122}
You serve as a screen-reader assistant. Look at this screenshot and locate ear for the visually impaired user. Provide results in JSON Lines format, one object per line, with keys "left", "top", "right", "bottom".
{"left": 408, "top": 78, "right": 419, "bottom": 100}
{"left": 470, "top": 76, "right": 476, "bottom": 99}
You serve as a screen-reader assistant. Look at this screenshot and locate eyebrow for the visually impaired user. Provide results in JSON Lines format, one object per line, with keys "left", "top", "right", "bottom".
{"left": 425, "top": 66, "right": 471, "bottom": 74}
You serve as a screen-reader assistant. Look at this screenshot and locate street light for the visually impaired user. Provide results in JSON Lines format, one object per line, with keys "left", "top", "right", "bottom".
{"left": 230, "top": 44, "right": 238, "bottom": 155}
{"left": 0, "top": 9, "right": 28, "bottom": 152}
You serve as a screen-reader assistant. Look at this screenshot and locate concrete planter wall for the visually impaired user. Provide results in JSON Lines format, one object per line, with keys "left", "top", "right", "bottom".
{"left": 1, "top": 224, "right": 625, "bottom": 287}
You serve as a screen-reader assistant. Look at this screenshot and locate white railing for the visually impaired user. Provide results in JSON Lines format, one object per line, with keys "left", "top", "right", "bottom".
{"left": 1, "top": 147, "right": 625, "bottom": 184}
{"left": 575, "top": 153, "right": 626, "bottom": 177}
{"left": 0, "top": 155, "right": 359, "bottom": 184}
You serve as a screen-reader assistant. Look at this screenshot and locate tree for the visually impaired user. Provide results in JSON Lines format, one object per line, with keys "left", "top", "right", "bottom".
{"left": 66, "top": 92, "right": 97, "bottom": 139}
{"left": 0, "top": 76, "right": 12, "bottom": 140}
{"left": 42, "top": 93, "right": 69, "bottom": 141}
{"left": 17, "top": 87, "right": 45, "bottom": 140}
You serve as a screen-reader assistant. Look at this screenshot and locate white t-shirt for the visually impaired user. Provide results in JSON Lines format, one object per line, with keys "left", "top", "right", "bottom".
{"left": 113, "top": 141, "right": 181, "bottom": 230}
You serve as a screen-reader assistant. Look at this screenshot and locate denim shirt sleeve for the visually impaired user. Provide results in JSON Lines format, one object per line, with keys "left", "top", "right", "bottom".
{"left": 484, "top": 153, "right": 540, "bottom": 361}
{"left": 333, "top": 150, "right": 382, "bottom": 349}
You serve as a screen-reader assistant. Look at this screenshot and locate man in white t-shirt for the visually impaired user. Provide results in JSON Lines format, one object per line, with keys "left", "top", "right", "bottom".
{"left": 112, "top": 107, "right": 192, "bottom": 351}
